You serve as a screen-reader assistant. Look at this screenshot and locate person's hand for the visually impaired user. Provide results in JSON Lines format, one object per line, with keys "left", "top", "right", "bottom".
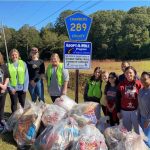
{"left": 30, "top": 80, "right": 36, "bottom": 87}
{"left": 61, "top": 90, "right": 67, "bottom": 96}
{"left": 0, "top": 84, "right": 7, "bottom": 91}
{"left": 109, "top": 107, "right": 114, "bottom": 113}
{"left": 117, "top": 112, "right": 122, "bottom": 119}
{"left": 23, "top": 91, "right": 26, "bottom": 94}
{"left": 11, "top": 89, "right": 16, "bottom": 95}
{"left": 144, "top": 120, "right": 150, "bottom": 128}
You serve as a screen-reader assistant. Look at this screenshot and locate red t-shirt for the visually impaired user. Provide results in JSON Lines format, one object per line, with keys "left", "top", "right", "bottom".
{"left": 118, "top": 79, "right": 142, "bottom": 111}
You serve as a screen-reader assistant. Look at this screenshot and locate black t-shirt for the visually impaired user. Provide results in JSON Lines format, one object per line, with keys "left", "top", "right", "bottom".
{"left": 26, "top": 59, "right": 45, "bottom": 82}
{"left": 0, "top": 64, "right": 10, "bottom": 92}
{"left": 0, "top": 64, "right": 10, "bottom": 83}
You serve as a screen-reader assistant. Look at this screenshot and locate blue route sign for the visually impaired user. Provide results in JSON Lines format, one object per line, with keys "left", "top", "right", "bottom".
{"left": 65, "top": 12, "right": 92, "bottom": 41}
{"left": 64, "top": 41, "right": 92, "bottom": 69}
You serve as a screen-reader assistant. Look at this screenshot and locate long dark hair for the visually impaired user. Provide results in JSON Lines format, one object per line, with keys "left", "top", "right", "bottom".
{"left": 105, "top": 72, "right": 119, "bottom": 91}
{"left": 90, "top": 67, "right": 102, "bottom": 82}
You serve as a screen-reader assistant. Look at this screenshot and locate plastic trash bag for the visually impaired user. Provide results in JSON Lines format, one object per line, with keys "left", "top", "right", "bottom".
{"left": 68, "top": 102, "right": 99, "bottom": 126}
{"left": 96, "top": 116, "right": 110, "bottom": 133}
{"left": 123, "top": 131, "right": 149, "bottom": 150}
{"left": 54, "top": 95, "right": 77, "bottom": 111}
{"left": 13, "top": 102, "right": 43, "bottom": 147}
{"left": 32, "top": 117, "right": 80, "bottom": 150}
{"left": 6, "top": 100, "right": 34, "bottom": 132}
{"left": 41, "top": 104, "right": 67, "bottom": 127}
{"left": 104, "top": 120, "right": 128, "bottom": 150}
{"left": 71, "top": 124, "right": 108, "bottom": 150}
{"left": 6, "top": 104, "right": 24, "bottom": 132}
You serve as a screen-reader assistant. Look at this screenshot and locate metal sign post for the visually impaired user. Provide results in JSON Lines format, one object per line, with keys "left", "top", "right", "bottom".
{"left": 65, "top": 12, "right": 92, "bottom": 103}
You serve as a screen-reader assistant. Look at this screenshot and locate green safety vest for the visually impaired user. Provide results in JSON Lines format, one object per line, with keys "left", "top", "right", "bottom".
{"left": 47, "top": 63, "right": 63, "bottom": 86}
{"left": 8, "top": 60, "right": 25, "bottom": 86}
{"left": 87, "top": 80, "right": 102, "bottom": 99}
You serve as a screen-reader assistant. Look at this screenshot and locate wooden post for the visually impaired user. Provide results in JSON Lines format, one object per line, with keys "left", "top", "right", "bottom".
{"left": 75, "top": 69, "right": 79, "bottom": 103}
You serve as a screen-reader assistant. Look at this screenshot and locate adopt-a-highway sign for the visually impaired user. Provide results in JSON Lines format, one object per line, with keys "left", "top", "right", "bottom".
{"left": 64, "top": 41, "right": 92, "bottom": 69}
{"left": 65, "top": 12, "right": 92, "bottom": 41}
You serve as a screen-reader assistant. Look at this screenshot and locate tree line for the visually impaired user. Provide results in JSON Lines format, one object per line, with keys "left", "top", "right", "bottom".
{"left": 0, "top": 6, "right": 150, "bottom": 61}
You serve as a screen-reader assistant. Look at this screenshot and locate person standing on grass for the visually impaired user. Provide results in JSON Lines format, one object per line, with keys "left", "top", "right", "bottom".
{"left": 46, "top": 53, "right": 69, "bottom": 103}
{"left": 84, "top": 67, "right": 102, "bottom": 121}
{"left": 104, "top": 72, "right": 119, "bottom": 126}
{"left": 116, "top": 66, "right": 142, "bottom": 134}
{"left": 138, "top": 71, "right": 150, "bottom": 148}
{"left": 0, "top": 52, "right": 10, "bottom": 130}
{"left": 8, "top": 49, "right": 29, "bottom": 113}
{"left": 27, "top": 47, "right": 45, "bottom": 102}
{"left": 101, "top": 70, "right": 109, "bottom": 116}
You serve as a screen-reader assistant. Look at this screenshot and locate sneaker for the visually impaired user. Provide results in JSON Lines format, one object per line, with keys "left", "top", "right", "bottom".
{"left": 1, "top": 120, "right": 9, "bottom": 130}
{"left": 0, "top": 124, "right": 4, "bottom": 132}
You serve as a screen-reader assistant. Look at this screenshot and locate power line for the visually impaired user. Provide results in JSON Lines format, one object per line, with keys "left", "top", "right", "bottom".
{"left": 24, "top": 2, "right": 48, "bottom": 23}
{"left": 49, "top": 0, "right": 92, "bottom": 25}
{"left": 74, "top": 0, "right": 91, "bottom": 11}
{"left": 32, "top": 0, "right": 74, "bottom": 27}
{"left": 82, "top": 0, "right": 104, "bottom": 12}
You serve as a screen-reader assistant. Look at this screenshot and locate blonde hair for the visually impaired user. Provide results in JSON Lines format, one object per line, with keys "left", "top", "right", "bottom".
{"left": 50, "top": 53, "right": 60, "bottom": 61}
{"left": 9, "top": 48, "right": 20, "bottom": 60}
{"left": 0, "top": 52, "right": 4, "bottom": 65}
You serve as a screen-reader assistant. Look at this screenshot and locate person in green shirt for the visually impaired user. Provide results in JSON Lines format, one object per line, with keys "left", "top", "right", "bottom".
{"left": 84, "top": 67, "right": 102, "bottom": 121}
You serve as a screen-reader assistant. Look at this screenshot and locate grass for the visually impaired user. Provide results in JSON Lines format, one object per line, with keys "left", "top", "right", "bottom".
{"left": 1, "top": 60, "right": 150, "bottom": 149}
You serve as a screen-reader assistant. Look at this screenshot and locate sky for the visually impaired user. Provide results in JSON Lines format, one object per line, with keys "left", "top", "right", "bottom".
{"left": 0, "top": 0, "right": 150, "bottom": 30}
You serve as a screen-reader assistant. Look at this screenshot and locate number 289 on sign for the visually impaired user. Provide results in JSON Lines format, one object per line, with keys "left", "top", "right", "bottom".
{"left": 70, "top": 23, "right": 87, "bottom": 31}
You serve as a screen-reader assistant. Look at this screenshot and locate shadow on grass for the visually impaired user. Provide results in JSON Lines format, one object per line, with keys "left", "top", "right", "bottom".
{"left": 0, "top": 112, "right": 17, "bottom": 148}
{"left": 0, "top": 131, "right": 17, "bottom": 146}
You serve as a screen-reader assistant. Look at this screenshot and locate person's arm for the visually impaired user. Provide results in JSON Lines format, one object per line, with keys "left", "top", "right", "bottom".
{"left": 83, "top": 82, "right": 89, "bottom": 101}
{"left": 0, "top": 64, "right": 10, "bottom": 91}
{"left": 116, "top": 89, "right": 121, "bottom": 112}
{"left": 0, "top": 78, "right": 9, "bottom": 92}
{"left": 61, "top": 68, "right": 69, "bottom": 95}
{"left": 61, "top": 81, "right": 68, "bottom": 95}
{"left": 116, "top": 86, "right": 122, "bottom": 119}
{"left": 39, "top": 60, "right": 45, "bottom": 79}
{"left": 23, "top": 62, "right": 29, "bottom": 92}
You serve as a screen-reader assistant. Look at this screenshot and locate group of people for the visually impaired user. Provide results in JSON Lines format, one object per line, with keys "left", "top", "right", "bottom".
{"left": 0, "top": 48, "right": 150, "bottom": 147}
{"left": 84, "top": 61, "right": 150, "bottom": 148}
{"left": 0, "top": 47, "right": 69, "bottom": 130}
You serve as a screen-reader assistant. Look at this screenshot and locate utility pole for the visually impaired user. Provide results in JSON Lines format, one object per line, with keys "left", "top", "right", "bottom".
{"left": 1, "top": 22, "right": 9, "bottom": 63}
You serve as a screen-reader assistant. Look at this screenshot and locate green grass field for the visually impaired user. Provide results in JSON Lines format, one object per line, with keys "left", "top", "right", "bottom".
{"left": 1, "top": 60, "right": 150, "bottom": 149}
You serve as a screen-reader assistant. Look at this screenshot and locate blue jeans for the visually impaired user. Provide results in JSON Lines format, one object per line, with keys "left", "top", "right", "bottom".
{"left": 29, "top": 79, "right": 44, "bottom": 102}
{"left": 140, "top": 116, "right": 150, "bottom": 148}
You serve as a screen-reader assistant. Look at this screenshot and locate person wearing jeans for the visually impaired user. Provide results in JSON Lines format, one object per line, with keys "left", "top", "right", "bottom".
{"left": 27, "top": 47, "right": 45, "bottom": 102}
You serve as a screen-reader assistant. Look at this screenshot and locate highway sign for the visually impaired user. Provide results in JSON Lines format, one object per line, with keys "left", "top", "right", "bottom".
{"left": 65, "top": 12, "right": 92, "bottom": 41}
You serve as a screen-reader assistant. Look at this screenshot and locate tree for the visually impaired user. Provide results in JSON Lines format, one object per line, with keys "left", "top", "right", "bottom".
{"left": 15, "top": 24, "right": 41, "bottom": 60}
{"left": 55, "top": 10, "right": 79, "bottom": 35}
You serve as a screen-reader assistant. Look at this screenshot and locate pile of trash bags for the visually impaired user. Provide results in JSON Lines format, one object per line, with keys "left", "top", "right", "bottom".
{"left": 4, "top": 95, "right": 149, "bottom": 150}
